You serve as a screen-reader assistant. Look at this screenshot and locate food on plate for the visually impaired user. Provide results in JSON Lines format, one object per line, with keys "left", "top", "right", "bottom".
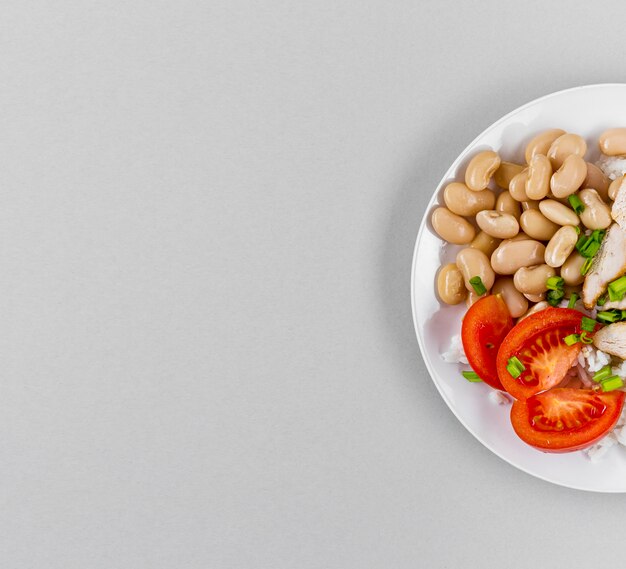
{"left": 547, "top": 133, "right": 587, "bottom": 169}
{"left": 494, "top": 163, "right": 524, "bottom": 190}
{"left": 611, "top": 176, "right": 626, "bottom": 228}
{"left": 550, "top": 155, "right": 587, "bottom": 198}
{"left": 544, "top": 226, "right": 578, "bottom": 268}
{"left": 436, "top": 264, "right": 466, "bottom": 305}
{"left": 495, "top": 308, "right": 582, "bottom": 400}
{"left": 443, "top": 182, "right": 495, "bottom": 216}
{"left": 599, "top": 128, "right": 626, "bottom": 156}
{"left": 465, "top": 150, "right": 501, "bottom": 191}
{"left": 608, "top": 174, "right": 626, "bottom": 201}
{"left": 577, "top": 189, "right": 612, "bottom": 229}
{"left": 510, "top": 388, "right": 625, "bottom": 453}
{"left": 526, "top": 154, "right": 552, "bottom": 200}
{"left": 475, "top": 210, "right": 519, "bottom": 239}
{"left": 593, "top": 322, "right": 626, "bottom": 359}
{"left": 490, "top": 239, "right": 545, "bottom": 275}
{"left": 581, "top": 224, "right": 626, "bottom": 308}
{"left": 431, "top": 207, "right": 475, "bottom": 244}
{"left": 460, "top": 295, "right": 512, "bottom": 390}
{"left": 583, "top": 162, "right": 610, "bottom": 201}
{"left": 491, "top": 278, "right": 527, "bottom": 318}
{"left": 432, "top": 126, "right": 626, "bottom": 458}
{"left": 519, "top": 209, "right": 559, "bottom": 240}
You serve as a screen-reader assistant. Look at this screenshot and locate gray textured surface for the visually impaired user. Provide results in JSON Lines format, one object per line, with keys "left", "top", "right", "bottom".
{"left": 2, "top": 1, "right": 626, "bottom": 567}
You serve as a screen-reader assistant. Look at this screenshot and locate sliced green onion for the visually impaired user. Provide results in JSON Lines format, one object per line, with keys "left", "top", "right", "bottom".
{"left": 563, "top": 333, "right": 580, "bottom": 346}
{"left": 590, "top": 229, "right": 606, "bottom": 242}
{"left": 462, "top": 371, "right": 482, "bottom": 383}
{"left": 579, "top": 239, "right": 601, "bottom": 258}
{"left": 581, "top": 316, "right": 597, "bottom": 332}
{"left": 574, "top": 225, "right": 581, "bottom": 235}
{"left": 469, "top": 276, "right": 487, "bottom": 296}
{"left": 575, "top": 234, "right": 588, "bottom": 252}
{"left": 569, "top": 194, "right": 585, "bottom": 214}
{"left": 601, "top": 376, "right": 624, "bottom": 392}
{"left": 581, "top": 257, "right": 594, "bottom": 276}
{"left": 546, "top": 276, "right": 564, "bottom": 291}
{"left": 506, "top": 356, "right": 525, "bottom": 378}
{"left": 608, "top": 276, "right": 626, "bottom": 302}
{"left": 580, "top": 331, "right": 594, "bottom": 344}
{"left": 597, "top": 310, "right": 622, "bottom": 323}
{"left": 567, "top": 293, "right": 578, "bottom": 309}
{"left": 597, "top": 295, "right": 607, "bottom": 307}
{"left": 547, "top": 289, "right": 565, "bottom": 306}
{"left": 593, "top": 365, "right": 613, "bottom": 383}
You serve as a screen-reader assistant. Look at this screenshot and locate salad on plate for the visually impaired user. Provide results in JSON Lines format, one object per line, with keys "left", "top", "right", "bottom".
{"left": 433, "top": 127, "right": 626, "bottom": 461}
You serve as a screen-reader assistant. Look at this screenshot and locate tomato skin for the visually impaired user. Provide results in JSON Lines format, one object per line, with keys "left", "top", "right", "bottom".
{"left": 497, "top": 308, "right": 583, "bottom": 400}
{"left": 461, "top": 295, "right": 513, "bottom": 390}
{"left": 510, "top": 388, "right": 625, "bottom": 453}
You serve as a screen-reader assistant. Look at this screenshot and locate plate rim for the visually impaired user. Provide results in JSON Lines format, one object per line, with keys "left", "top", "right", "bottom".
{"left": 410, "top": 82, "right": 626, "bottom": 493}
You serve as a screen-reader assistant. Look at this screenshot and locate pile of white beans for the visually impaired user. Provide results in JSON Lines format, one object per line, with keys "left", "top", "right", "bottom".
{"left": 434, "top": 128, "right": 626, "bottom": 319}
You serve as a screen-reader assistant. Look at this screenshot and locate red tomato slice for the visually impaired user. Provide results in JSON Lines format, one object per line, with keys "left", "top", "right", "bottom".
{"left": 497, "top": 308, "right": 583, "bottom": 400}
{"left": 461, "top": 295, "right": 513, "bottom": 390}
{"left": 510, "top": 388, "right": 625, "bottom": 453}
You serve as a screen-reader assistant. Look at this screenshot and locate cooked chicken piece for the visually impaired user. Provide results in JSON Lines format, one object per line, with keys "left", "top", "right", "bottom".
{"left": 612, "top": 178, "right": 626, "bottom": 229}
{"left": 603, "top": 297, "right": 626, "bottom": 310}
{"left": 593, "top": 322, "right": 626, "bottom": 359}
{"left": 582, "top": 223, "right": 626, "bottom": 309}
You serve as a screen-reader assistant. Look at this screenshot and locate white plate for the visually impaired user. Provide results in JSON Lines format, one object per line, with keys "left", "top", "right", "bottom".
{"left": 411, "top": 84, "right": 626, "bottom": 492}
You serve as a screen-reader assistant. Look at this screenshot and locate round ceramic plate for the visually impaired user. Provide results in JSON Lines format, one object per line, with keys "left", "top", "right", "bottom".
{"left": 411, "top": 84, "right": 626, "bottom": 492}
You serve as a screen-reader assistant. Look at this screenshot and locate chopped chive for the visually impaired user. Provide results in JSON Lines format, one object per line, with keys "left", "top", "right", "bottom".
{"left": 601, "top": 376, "right": 624, "bottom": 392}
{"left": 563, "top": 333, "right": 580, "bottom": 346}
{"left": 469, "top": 276, "right": 487, "bottom": 296}
{"left": 597, "top": 295, "right": 607, "bottom": 307}
{"left": 567, "top": 293, "right": 578, "bottom": 309}
{"left": 579, "top": 240, "right": 601, "bottom": 258}
{"left": 590, "top": 229, "right": 606, "bottom": 242}
{"left": 546, "top": 276, "right": 565, "bottom": 291}
{"left": 547, "top": 289, "right": 565, "bottom": 306}
{"left": 581, "top": 257, "right": 594, "bottom": 276}
{"left": 580, "top": 331, "right": 594, "bottom": 344}
{"left": 608, "top": 276, "right": 626, "bottom": 302}
{"left": 506, "top": 356, "right": 525, "bottom": 378}
{"left": 581, "top": 316, "right": 597, "bottom": 332}
{"left": 597, "top": 310, "right": 622, "bottom": 323}
{"left": 575, "top": 234, "right": 589, "bottom": 253}
{"left": 593, "top": 365, "right": 613, "bottom": 383}
{"left": 568, "top": 194, "right": 585, "bottom": 214}
{"left": 462, "top": 371, "right": 482, "bottom": 383}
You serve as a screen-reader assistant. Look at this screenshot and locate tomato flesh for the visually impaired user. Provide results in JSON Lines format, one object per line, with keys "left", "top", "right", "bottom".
{"left": 497, "top": 308, "right": 583, "bottom": 400}
{"left": 461, "top": 295, "right": 513, "bottom": 390}
{"left": 510, "top": 388, "right": 625, "bottom": 453}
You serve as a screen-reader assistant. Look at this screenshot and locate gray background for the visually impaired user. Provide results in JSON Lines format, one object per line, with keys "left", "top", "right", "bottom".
{"left": 1, "top": 1, "right": 624, "bottom": 567}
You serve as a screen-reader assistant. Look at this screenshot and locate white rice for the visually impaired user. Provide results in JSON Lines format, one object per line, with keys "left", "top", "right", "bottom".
{"left": 578, "top": 345, "right": 611, "bottom": 373}
{"left": 596, "top": 155, "right": 626, "bottom": 180}
{"left": 613, "top": 359, "right": 626, "bottom": 378}
{"left": 558, "top": 297, "right": 597, "bottom": 319}
{"left": 441, "top": 334, "right": 468, "bottom": 364}
{"left": 585, "top": 432, "right": 617, "bottom": 462}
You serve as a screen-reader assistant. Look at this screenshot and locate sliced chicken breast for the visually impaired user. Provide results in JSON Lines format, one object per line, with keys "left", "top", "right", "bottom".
{"left": 582, "top": 223, "right": 626, "bottom": 309}
{"left": 593, "top": 322, "right": 626, "bottom": 359}
{"left": 612, "top": 176, "right": 626, "bottom": 229}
